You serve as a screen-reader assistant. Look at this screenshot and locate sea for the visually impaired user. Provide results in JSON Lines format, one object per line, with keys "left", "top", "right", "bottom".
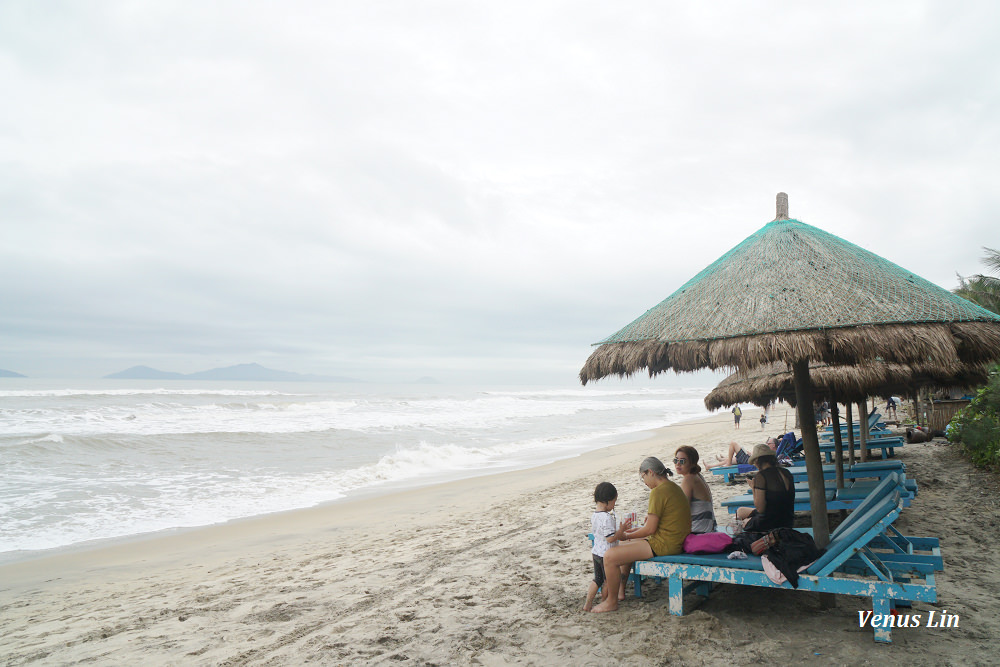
{"left": 0, "top": 379, "right": 714, "bottom": 563}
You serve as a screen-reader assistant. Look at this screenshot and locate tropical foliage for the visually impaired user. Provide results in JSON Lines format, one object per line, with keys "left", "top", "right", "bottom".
{"left": 949, "top": 248, "right": 1000, "bottom": 468}
{"left": 954, "top": 247, "right": 1000, "bottom": 315}
{"left": 948, "top": 366, "right": 1000, "bottom": 469}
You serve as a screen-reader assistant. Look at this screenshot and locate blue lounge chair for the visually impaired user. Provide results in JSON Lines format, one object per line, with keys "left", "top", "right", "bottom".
{"left": 785, "top": 460, "right": 906, "bottom": 484}
{"left": 819, "top": 438, "right": 904, "bottom": 462}
{"left": 710, "top": 463, "right": 758, "bottom": 484}
{"left": 633, "top": 476, "right": 940, "bottom": 643}
{"left": 785, "top": 471, "right": 917, "bottom": 498}
{"left": 712, "top": 454, "right": 907, "bottom": 485}
{"left": 822, "top": 411, "right": 883, "bottom": 433}
{"left": 819, "top": 431, "right": 896, "bottom": 446}
{"left": 721, "top": 475, "right": 915, "bottom": 514}
{"left": 710, "top": 433, "right": 801, "bottom": 484}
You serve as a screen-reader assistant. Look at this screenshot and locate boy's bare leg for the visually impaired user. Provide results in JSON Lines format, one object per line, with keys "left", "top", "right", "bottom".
{"left": 584, "top": 580, "right": 599, "bottom": 611}
{"left": 591, "top": 541, "right": 654, "bottom": 613}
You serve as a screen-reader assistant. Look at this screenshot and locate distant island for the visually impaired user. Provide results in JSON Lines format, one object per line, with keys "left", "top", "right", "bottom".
{"left": 0, "top": 369, "right": 27, "bottom": 378}
{"left": 105, "top": 363, "right": 362, "bottom": 383}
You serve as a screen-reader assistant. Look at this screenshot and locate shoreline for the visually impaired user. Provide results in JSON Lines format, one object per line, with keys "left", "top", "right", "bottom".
{"left": 0, "top": 408, "right": 719, "bottom": 570}
{"left": 0, "top": 412, "right": 741, "bottom": 590}
{"left": 16, "top": 406, "right": 999, "bottom": 664}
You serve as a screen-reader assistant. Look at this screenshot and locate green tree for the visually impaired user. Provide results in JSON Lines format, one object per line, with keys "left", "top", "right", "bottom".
{"left": 950, "top": 248, "right": 1000, "bottom": 468}
{"left": 949, "top": 367, "right": 1000, "bottom": 469}
{"left": 954, "top": 247, "right": 1000, "bottom": 315}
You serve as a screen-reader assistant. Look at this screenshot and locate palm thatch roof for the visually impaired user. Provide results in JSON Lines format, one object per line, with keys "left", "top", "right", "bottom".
{"left": 703, "top": 360, "right": 992, "bottom": 411}
{"left": 580, "top": 196, "right": 1000, "bottom": 383}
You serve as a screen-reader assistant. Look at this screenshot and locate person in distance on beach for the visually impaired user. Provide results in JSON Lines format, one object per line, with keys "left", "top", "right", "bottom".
{"left": 673, "top": 446, "right": 716, "bottom": 533}
{"left": 584, "top": 482, "right": 630, "bottom": 611}
{"left": 590, "top": 457, "right": 690, "bottom": 613}
{"left": 886, "top": 396, "right": 898, "bottom": 420}
{"left": 706, "top": 437, "right": 777, "bottom": 469}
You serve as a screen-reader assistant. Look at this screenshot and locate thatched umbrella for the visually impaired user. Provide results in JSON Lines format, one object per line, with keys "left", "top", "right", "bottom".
{"left": 704, "top": 359, "right": 991, "bottom": 488}
{"left": 580, "top": 193, "right": 1000, "bottom": 547}
{"left": 704, "top": 360, "right": 991, "bottom": 411}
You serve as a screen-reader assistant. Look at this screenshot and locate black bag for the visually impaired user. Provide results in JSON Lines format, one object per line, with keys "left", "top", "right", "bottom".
{"left": 731, "top": 530, "right": 767, "bottom": 554}
{"left": 759, "top": 528, "right": 825, "bottom": 588}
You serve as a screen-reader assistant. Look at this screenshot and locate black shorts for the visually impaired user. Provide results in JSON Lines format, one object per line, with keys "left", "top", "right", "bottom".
{"left": 592, "top": 554, "right": 606, "bottom": 587}
{"left": 735, "top": 448, "right": 750, "bottom": 465}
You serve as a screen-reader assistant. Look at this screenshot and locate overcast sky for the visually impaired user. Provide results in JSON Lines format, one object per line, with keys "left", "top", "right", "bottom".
{"left": 1, "top": 2, "right": 998, "bottom": 384}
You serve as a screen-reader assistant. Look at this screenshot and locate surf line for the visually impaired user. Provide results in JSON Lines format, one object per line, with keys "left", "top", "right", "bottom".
{"left": 858, "top": 609, "right": 959, "bottom": 628}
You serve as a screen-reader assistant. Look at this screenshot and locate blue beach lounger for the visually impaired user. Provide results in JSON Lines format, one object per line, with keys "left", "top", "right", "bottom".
{"left": 633, "top": 478, "right": 940, "bottom": 643}
{"left": 721, "top": 476, "right": 915, "bottom": 514}
{"left": 822, "top": 411, "right": 884, "bottom": 434}
{"left": 785, "top": 460, "right": 906, "bottom": 485}
{"left": 712, "top": 455, "right": 906, "bottom": 485}
{"left": 819, "top": 438, "right": 904, "bottom": 462}
{"left": 710, "top": 463, "right": 758, "bottom": 484}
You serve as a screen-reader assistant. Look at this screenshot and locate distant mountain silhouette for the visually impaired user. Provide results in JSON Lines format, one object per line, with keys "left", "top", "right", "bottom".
{"left": 105, "top": 365, "right": 186, "bottom": 380}
{"left": 105, "top": 363, "right": 362, "bottom": 382}
{"left": 0, "top": 368, "right": 27, "bottom": 378}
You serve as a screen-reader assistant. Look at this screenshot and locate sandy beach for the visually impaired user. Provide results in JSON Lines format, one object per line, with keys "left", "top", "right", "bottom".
{"left": 2, "top": 408, "right": 998, "bottom": 666}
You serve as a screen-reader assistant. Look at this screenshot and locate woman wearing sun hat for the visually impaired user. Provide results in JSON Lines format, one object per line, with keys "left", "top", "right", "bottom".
{"left": 735, "top": 443, "right": 795, "bottom": 532}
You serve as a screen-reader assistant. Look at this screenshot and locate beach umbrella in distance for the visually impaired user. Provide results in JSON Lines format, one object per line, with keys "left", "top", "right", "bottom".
{"left": 703, "top": 360, "right": 992, "bottom": 411}
{"left": 704, "top": 359, "right": 992, "bottom": 488}
{"left": 579, "top": 193, "right": 1000, "bottom": 547}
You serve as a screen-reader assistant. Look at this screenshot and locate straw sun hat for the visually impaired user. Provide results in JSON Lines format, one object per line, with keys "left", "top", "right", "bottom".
{"left": 748, "top": 444, "right": 774, "bottom": 465}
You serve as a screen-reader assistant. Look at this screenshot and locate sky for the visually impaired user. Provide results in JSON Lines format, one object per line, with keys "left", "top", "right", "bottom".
{"left": 1, "top": 2, "right": 998, "bottom": 384}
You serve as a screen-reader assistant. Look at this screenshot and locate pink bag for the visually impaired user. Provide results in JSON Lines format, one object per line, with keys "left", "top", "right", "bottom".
{"left": 682, "top": 531, "right": 733, "bottom": 554}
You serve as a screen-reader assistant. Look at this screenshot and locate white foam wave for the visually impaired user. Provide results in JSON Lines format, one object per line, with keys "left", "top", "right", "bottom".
{"left": 1, "top": 393, "right": 705, "bottom": 437}
{"left": 0, "top": 382, "right": 714, "bottom": 558}
{"left": 0, "top": 388, "right": 294, "bottom": 398}
{"left": 18, "top": 434, "right": 65, "bottom": 445}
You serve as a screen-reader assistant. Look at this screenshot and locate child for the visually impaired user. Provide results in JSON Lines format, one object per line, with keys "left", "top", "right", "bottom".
{"left": 584, "top": 482, "right": 631, "bottom": 611}
{"left": 760, "top": 412, "right": 767, "bottom": 429}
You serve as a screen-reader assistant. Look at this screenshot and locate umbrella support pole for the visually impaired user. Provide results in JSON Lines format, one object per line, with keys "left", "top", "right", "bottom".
{"left": 857, "top": 401, "right": 869, "bottom": 463}
{"left": 846, "top": 402, "right": 856, "bottom": 466}
{"left": 792, "top": 359, "right": 831, "bottom": 549}
{"left": 830, "top": 393, "right": 845, "bottom": 490}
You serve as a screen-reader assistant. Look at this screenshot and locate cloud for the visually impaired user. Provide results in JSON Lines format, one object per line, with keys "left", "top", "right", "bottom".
{"left": 1, "top": 1, "right": 998, "bottom": 381}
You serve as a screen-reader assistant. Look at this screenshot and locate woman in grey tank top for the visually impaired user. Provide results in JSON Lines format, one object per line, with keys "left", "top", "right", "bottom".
{"left": 674, "top": 446, "right": 717, "bottom": 533}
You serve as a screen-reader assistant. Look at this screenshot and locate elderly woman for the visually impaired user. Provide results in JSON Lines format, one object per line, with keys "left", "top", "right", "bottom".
{"left": 674, "top": 446, "right": 716, "bottom": 533}
{"left": 591, "top": 457, "right": 690, "bottom": 613}
{"left": 736, "top": 443, "right": 795, "bottom": 531}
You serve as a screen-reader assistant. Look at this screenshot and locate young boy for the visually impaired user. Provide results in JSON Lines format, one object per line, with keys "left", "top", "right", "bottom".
{"left": 584, "top": 482, "right": 631, "bottom": 611}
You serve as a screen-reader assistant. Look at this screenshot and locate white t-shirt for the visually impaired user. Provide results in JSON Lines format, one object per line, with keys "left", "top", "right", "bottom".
{"left": 591, "top": 510, "right": 618, "bottom": 557}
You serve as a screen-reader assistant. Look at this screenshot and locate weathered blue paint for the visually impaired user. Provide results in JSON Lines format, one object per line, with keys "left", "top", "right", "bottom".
{"left": 628, "top": 487, "right": 940, "bottom": 644}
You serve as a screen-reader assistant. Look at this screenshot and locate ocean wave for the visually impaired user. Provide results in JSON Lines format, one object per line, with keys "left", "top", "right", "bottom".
{"left": 0, "top": 388, "right": 295, "bottom": 398}
{"left": 0, "top": 394, "right": 706, "bottom": 437}
{"left": 483, "top": 386, "right": 711, "bottom": 398}
{"left": 0, "top": 383, "right": 714, "bottom": 558}
{"left": 18, "top": 433, "right": 65, "bottom": 445}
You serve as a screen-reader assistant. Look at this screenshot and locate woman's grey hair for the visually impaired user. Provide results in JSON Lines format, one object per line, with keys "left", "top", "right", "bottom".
{"left": 639, "top": 456, "right": 670, "bottom": 478}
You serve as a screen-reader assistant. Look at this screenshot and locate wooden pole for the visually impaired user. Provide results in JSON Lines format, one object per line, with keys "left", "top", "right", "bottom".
{"left": 846, "top": 401, "right": 856, "bottom": 466}
{"left": 793, "top": 360, "right": 830, "bottom": 548}
{"left": 830, "top": 394, "right": 844, "bottom": 490}
{"left": 857, "top": 400, "right": 869, "bottom": 463}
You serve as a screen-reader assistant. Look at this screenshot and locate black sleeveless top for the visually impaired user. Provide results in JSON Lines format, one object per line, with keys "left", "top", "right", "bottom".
{"left": 751, "top": 466, "right": 795, "bottom": 531}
